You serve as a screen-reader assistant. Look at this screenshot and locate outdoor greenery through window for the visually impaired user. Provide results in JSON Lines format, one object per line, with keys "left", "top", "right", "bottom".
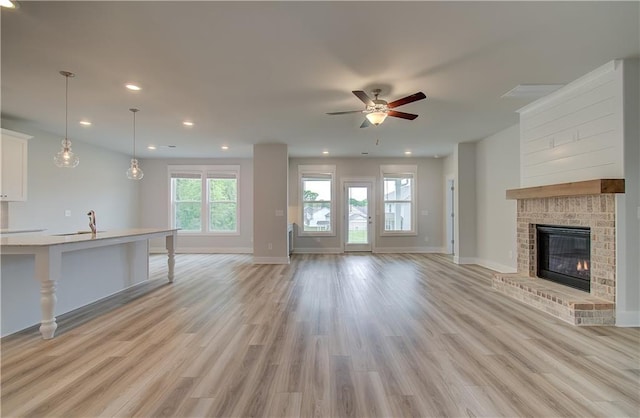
{"left": 170, "top": 165, "right": 240, "bottom": 234}
{"left": 381, "top": 165, "right": 416, "bottom": 234}
{"left": 171, "top": 174, "right": 202, "bottom": 232}
{"left": 299, "top": 165, "right": 335, "bottom": 235}
{"left": 208, "top": 175, "right": 237, "bottom": 232}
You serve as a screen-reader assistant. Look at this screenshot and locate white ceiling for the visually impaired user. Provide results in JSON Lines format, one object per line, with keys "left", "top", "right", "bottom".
{"left": 2, "top": 1, "right": 639, "bottom": 159}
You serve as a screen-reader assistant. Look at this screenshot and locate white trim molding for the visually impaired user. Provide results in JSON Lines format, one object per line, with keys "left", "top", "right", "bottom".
{"left": 150, "top": 246, "right": 252, "bottom": 254}
{"left": 453, "top": 256, "right": 478, "bottom": 265}
{"left": 253, "top": 256, "right": 290, "bottom": 265}
{"left": 373, "top": 246, "right": 445, "bottom": 254}
{"left": 293, "top": 247, "right": 343, "bottom": 254}
{"left": 615, "top": 311, "right": 640, "bottom": 327}
{"left": 473, "top": 258, "right": 517, "bottom": 274}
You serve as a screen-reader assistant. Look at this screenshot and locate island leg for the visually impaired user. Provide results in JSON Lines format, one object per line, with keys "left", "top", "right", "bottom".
{"left": 39, "top": 280, "right": 58, "bottom": 339}
{"left": 34, "top": 248, "right": 61, "bottom": 339}
{"left": 166, "top": 232, "right": 176, "bottom": 283}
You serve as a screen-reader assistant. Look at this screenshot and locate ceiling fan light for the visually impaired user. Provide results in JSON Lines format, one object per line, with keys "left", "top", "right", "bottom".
{"left": 366, "top": 111, "right": 388, "bottom": 126}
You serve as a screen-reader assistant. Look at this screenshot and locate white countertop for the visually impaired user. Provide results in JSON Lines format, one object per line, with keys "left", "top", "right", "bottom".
{"left": 0, "top": 228, "right": 46, "bottom": 235}
{"left": 0, "top": 228, "right": 178, "bottom": 247}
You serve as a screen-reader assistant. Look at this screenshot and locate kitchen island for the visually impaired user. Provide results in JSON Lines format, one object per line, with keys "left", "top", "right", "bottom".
{"left": 1, "top": 228, "right": 177, "bottom": 339}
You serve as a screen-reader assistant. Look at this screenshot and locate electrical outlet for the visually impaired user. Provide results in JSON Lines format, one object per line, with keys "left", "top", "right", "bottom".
{"left": 64, "top": 210, "right": 71, "bottom": 217}
{"left": 268, "top": 243, "right": 273, "bottom": 250}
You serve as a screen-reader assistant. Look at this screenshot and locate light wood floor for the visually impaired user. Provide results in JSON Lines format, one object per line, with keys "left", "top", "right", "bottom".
{"left": 2, "top": 253, "right": 639, "bottom": 417}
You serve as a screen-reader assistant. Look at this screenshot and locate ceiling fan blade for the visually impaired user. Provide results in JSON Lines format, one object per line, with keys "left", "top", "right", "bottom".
{"left": 387, "top": 92, "right": 426, "bottom": 108}
{"left": 360, "top": 118, "right": 372, "bottom": 128}
{"left": 326, "top": 110, "right": 364, "bottom": 115}
{"left": 388, "top": 110, "right": 419, "bottom": 120}
{"left": 352, "top": 90, "right": 374, "bottom": 106}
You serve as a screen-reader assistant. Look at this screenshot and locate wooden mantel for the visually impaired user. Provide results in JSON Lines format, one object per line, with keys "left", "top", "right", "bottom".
{"left": 506, "top": 179, "right": 625, "bottom": 200}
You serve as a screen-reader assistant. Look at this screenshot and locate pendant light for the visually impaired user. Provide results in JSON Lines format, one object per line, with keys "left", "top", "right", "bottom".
{"left": 126, "top": 108, "right": 144, "bottom": 180}
{"left": 53, "top": 71, "right": 80, "bottom": 168}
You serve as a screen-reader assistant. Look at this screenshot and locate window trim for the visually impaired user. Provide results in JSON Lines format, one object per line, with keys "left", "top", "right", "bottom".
{"left": 298, "top": 164, "right": 336, "bottom": 237}
{"left": 380, "top": 164, "right": 418, "bottom": 236}
{"left": 168, "top": 165, "right": 240, "bottom": 236}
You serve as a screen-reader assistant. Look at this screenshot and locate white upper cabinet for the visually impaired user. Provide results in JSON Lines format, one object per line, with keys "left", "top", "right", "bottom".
{"left": 1, "top": 129, "right": 31, "bottom": 201}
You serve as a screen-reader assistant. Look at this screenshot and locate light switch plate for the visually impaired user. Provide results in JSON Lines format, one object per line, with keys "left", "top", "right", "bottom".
{"left": 64, "top": 209, "right": 71, "bottom": 217}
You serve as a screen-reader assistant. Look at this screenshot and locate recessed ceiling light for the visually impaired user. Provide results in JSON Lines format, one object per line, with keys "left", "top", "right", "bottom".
{"left": 147, "top": 145, "right": 157, "bottom": 150}
{"left": 405, "top": 151, "right": 412, "bottom": 155}
{"left": 125, "top": 84, "right": 141, "bottom": 91}
{"left": 221, "top": 145, "right": 229, "bottom": 150}
{"left": 79, "top": 120, "right": 92, "bottom": 126}
{"left": 183, "top": 121, "right": 194, "bottom": 127}
{"left": 322, "top": 151, "right": 329, "bottom": 155}
{"left": 1, "top": 0, "right": 16, "bottom": 9}
{"left": 434, "top": 154, "right": 440, "bottom": 159}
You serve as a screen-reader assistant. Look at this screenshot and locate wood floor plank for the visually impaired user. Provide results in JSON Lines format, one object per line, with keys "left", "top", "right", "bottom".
{"left": 1, "top": 253, "right": 638, "bottom": 417}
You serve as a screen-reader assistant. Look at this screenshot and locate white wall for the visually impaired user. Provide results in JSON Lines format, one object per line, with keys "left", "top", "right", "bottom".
{"left": 442, "top": 153, "right": 456, "bottom": 251}
{"left": 1, "top": 120, "right": 139, "bottom": 233}
{"left": 138, "top": 157, "right": 254, "bottom": 253}
{"left": 253, "top": 144, "right": 289, "bottom": 263}
{"left": 518, "top": 60, "right": 625, "bottom": 187}
{"left": 617, "top": 58, "right": 640, "bottom": 326}
{"left": 455, "top": 143, "right": 477, "bottom": 263}
{"left": 475, "top": 125, "right": 519, "bottom": 273}
{"left": 289, "top": 157, "right": 444, "bottom": 253}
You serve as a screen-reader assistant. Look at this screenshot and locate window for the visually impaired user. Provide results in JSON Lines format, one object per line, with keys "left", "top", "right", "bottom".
{"left": 299, "top": 165, "right": 335, "bottom": 235}
{"left": 169, "top": 165, "right": 240, "bottom": 234}
{"left": 381, "top": 165, "right": 417, "bottom": 235}
{"left": 208, "top": 174, "right": 237, "bottom": 232}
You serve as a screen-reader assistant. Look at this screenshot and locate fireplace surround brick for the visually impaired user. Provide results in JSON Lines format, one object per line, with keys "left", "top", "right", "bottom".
{"left": 493, "top": 193, "right": 617, "bottom": 326}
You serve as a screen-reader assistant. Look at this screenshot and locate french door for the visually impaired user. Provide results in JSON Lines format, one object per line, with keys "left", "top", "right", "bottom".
{"left": 344, "top": 182, "right": 373, "bottom": 252}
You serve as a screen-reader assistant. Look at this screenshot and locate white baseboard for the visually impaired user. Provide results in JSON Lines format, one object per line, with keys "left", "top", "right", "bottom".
{"left": 473, "top": 258, "right": 517, "bottom": 273}
{"left": 293, "top": 247, "right": 343, "bottom": 254}
{"left": 616, "top": 310, "right": 640, "bottom": 327}
{"left": 150, "top": 247, "right": 253, "bottom": 254}
{"left": 373, "top": 246, "right": 445, "bottom": 254}
{"left": 253, "top": 256, "right": 290, "bottom": 264}
{"left": 453, "top": 256, "right": 477, "bottom": 265}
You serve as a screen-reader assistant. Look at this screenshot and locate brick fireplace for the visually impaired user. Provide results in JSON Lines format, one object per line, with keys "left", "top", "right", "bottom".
{"left": 492, "top": 179, "right": 624, "bottom": 325}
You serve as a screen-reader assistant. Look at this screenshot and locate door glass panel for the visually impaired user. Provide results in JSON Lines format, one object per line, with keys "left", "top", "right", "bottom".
{"left": 347, "top": 186, "right": 368, "bottom": 244}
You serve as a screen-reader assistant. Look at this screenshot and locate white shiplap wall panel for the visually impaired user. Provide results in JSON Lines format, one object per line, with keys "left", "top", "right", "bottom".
{"left": 522, "top": 97, "right": 616, "bottom": 142}
{"left": 524, "top": 129, "right": 617, "bottom": 166}
{"left": 519, "top": 60, "right": 624, "bottom": 187}
{"left": 521, "top": 74, "right": 616, "bottom": 132}
{"left": 525, "top": 147, "right": 619, "bottom": 178}
{"left": 525, "top": 165, "right": 620, "bottom": 187}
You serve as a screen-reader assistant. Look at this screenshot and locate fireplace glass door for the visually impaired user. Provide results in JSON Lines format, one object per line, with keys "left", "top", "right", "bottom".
{"left": 536, "top": 225, "right": 591, "bottom": 292}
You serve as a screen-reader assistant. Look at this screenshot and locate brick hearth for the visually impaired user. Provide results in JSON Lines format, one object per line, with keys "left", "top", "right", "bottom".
{"left": 493, "top": 190, "right": 620, "bottom": 326}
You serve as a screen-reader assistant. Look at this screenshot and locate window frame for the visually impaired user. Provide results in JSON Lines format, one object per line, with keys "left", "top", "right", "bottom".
{"left": 380, "top": 164, "right": 417, "bottom": 236}
{"left": 298, "top": 164, "right": 336, "bottom": 237}
{"left": 168, "top": 165, "right": 240, "bottom": 236}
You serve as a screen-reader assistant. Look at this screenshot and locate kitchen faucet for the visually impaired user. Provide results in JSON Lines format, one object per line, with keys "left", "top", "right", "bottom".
{"left": 87, "top": 210, "right": 96, "bottom": 235}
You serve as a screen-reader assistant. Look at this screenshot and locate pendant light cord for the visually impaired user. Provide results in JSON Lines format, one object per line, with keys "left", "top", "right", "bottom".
{"left": 132, "top": 110, "right": 136, "bottom": 159}
{"left": 64, "top": 74, "right": 69, "bottom": 142}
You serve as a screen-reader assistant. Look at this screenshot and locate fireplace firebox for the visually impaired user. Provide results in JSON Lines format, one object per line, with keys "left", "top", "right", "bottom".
{"left": 536, "top": 225, "right": 591, "bottom": 292}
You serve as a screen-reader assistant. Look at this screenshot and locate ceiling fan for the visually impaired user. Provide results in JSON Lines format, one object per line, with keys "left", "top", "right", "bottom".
{"left": 327, "top": 89, "right": 426, "bottom": 128}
